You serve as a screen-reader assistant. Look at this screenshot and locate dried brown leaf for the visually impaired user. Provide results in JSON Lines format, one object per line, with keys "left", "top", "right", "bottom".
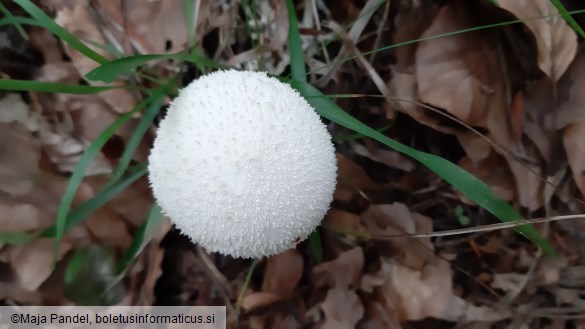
{"left": 334, "top": 153, "right": 381, "bottom": 202}
{"left": 241, "top": 292, "right": 281, "bottom": 312}
{"left": 94, "top": 0, "right": 211, "bottom": 54}
{"left": 555, "top": 50, "right": 585, "bottom": 129}
{"left": 320, "top": 287, "right": 364, "bottom": 329}
{"left": 322, "top": 209, "right": 367, "bottom": 236}
{"left": 523, "top": 77, "right": 566, "bottom": 173}
{"left": 351, "top": 141, "right": 414, "bottom": 172}
{"left": 506, "top": 153, "right": 544, "bottom": 210}
{"left": 10, "top": 239, "right": 72, "bottom": 291}
{"left": 53, "top": 2, "right": 136, "bottom": 113}
{"left": 0, "top": 122, "right": 41, "bottom": 196}
{"left": 415, "top": 3, "right": 514, "bottom": 147}
{"left": 314, "top": 247, "right": 364, "bottom": 289}
{"left": 382, "top": 259, "right": 510, "bottom": 322}
{"left": 262, "top": 249, "right": 303, "bottom": 299}
{"left": 84, "top": 208, "right": 132, "bottom": 249}
{"left": 0, "top": 202, "right": 46, "bottom": 234}
{"left": 498, "top": 0, "right": 577, "bottom": 81}
{"left": 455, "top": 132, "right": 492, "bottom": 165}
{"left": 563, "top": 121, "right": 585, "bottom": 196}
{"left": 362, "top": 203, "right": 435, "bottom": 269}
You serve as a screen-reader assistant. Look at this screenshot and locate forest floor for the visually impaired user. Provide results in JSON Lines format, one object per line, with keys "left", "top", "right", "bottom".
{"left": 1, "top": 0, "right": 585, "bottom": 328}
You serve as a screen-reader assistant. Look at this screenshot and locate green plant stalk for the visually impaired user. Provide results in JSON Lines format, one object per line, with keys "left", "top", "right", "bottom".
{"left": 86, "top": 51, "right": 222, "bottom": 83}
{"left": 0, "top": 79, "right": 119, "bottom": 94}
{"left": 49, "top": 88, "right": 166, "bottom": 268}
{"left": 42, "top": 163, "right": 147, "bottom": 238}
{"left": 115, "top": 204, "right": 164, "bottom": 275}
{"left": 549, "top": 0, "right": 585, "bottom": 38}
{"left": 0, "top": 3, "right": 28, "bottom": 39}
{"left": 284, "top": 0, "right": 307, "bottom": 82}
{"left": 13, "top": 0, "right": 108, "bottom": 64}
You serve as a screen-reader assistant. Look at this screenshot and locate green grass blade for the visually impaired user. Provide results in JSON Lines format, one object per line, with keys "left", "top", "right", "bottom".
{"left": 110, "top": 97, "right": 163, "bottom": 182}
{"left": 241, "top": 0, "right": 257, "bottom": 49}
{"left": 42, "top": 163, "right": 147, "bottom": 238}
{"left": 13, "top": 0, "right": 108, "bottom": 64}
{"left": 184, "top": 0, "right": 196, "bottom": 48}
{"left": 64, "top": 245, "right": 125, "bottom": 306}
{"left": 49, "top": 93, "right": 158, "bottom": 268}
{"left": 292, "top": 81, "right": 556, "bottom": 256}
{"left": 98, "top": 203, "right": 163, "bottom": 299}
{"left": 109, "top": 78, "right": 176, "bottom": 182}
{"left": 0, "top": 232, "right": 37, "bottom": 245}
{"left": 116, "top": 203, "right": 164, "bottom": 275}
{"left": 549, "top": 0, "right": 585, "bottom": 39}
{"left": 86, "top": 51, "right": 222, "bottom": 83}
{"left": 0, "top": 15, "right": 39, "bottom": 28}
{"left": 308, "top": 230, "right": 323, "bottom": 264}
{"left": 86, "top": 54, "right": 174, "bottom": 82}
{"left": 0, "top": 79, "right": 118, "bottom": 94}
{"left": 285, "top": 0, "right": 307, "bottom": 82}
{"left": 0, "top": 4, "right": 28, "bottom": 40}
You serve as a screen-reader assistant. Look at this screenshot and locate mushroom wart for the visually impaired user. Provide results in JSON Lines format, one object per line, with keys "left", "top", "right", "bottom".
{"left": 147, "top": 70, "right": 337, "bottom": 258}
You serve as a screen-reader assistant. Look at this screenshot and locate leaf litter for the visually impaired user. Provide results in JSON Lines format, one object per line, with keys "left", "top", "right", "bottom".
{"left": 2, "top": 0, "right": 585, "bottom": 328}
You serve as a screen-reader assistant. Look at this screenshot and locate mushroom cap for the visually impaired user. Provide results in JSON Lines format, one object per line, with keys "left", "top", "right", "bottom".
{"left": 148, "top": 70, "right": 337, "bottom": 258}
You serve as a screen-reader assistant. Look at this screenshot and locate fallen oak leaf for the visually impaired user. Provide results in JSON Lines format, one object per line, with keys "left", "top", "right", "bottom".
{"left": 261, "top": 249, "right": 303, "bottom": 299}
{"left": 415, "top": 2, "right": 515, "bottom": 149}
{"left": 313, "top": 247, "right": 364, "bottom": 289}
{"left": 320, "top": 287, "right": 364, "bottom": 329}
{"left": 382, "top": 258, "right": 510, "bottom": 322}
{"left": 497, "top": 0, "right": 577, "bottom": 82}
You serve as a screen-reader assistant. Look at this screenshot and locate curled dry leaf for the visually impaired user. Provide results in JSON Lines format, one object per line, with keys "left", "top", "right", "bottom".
{"left": 52, "top": 1, "right": 136, "bottom": 113}
{"left": 382, "top": 259, "right": 511, "bottom": 322}
{"left": 320, "top": 287, "right": 364, "bottom": 329}
{"left": 350, "top": 141, "right": 414, "bottom": 172}
{"left": 0, "top": 122, "right": 41, "bottom": 196}
{"left": 0, "top": 94, "right": 39, "bottom": 131}
{"left": 314, "top": 247, "right": 364, "bottom": 289}
{"left": 322, "top": 209, "right": 367, "bottom": 238}
{"left": 415, "top": 2, "right": 514, "bottom": 148}
{"left": 84, "top": 208, "right": 133, "bottom": 250}
{"left": 557, "top": 51, "right": 585, "bottom": 197}
{"left": 9, "top": 239, "right": 72, "bottom": 291}
{"left": 455, "top": 132, "right": 491, "bottom": 165}
{"left": 94, "top": 0, "right": 212, "bottom": 54}
{"left": 522, "top": 77, "right": 566, "bottom": 174}
{"left": 242, "top": 249, "right": 303, "bottom": 311}
{"left": 0, "top": 202, "right": 48, "bottom": 235}
{"left": 563, "top": 121, "right": 585, "bottom": 196}
{"left": 555, "top": 50, "right": 585, "bottom": 130}
{"left": 261, "top": 249, "right": 303, "bottom": 298}
{"left": 497, "top": 0, "right": 577, "bottom": 82}
{"left": 506, "top": 150, "right": 544, "bottom": 211}
{"left": 241, "top": 292, "right": 282, "bottom": 312}
{"left": 362, "top": 203, "right": 435, "bottom": 269}
{"left": 491, "top": 272, "right": 527, "bottom": 293}
{"left": 386, "top": 2, "right": 451, "bottom": 132}
{"left": 312, "top": 247, "right": 365, "bottom": 329}
{"left": 333, "top": 153, "right": 381, "bottom": 202}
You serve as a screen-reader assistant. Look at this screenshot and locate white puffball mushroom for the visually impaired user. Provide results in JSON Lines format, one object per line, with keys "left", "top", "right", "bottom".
{"left": 147, "top": 70, "right": 337, "bottom": 259}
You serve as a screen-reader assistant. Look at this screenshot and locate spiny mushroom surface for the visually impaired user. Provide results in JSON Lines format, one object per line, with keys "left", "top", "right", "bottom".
{"left": 148, "top": 70, "right": 337, "bottom": 258}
